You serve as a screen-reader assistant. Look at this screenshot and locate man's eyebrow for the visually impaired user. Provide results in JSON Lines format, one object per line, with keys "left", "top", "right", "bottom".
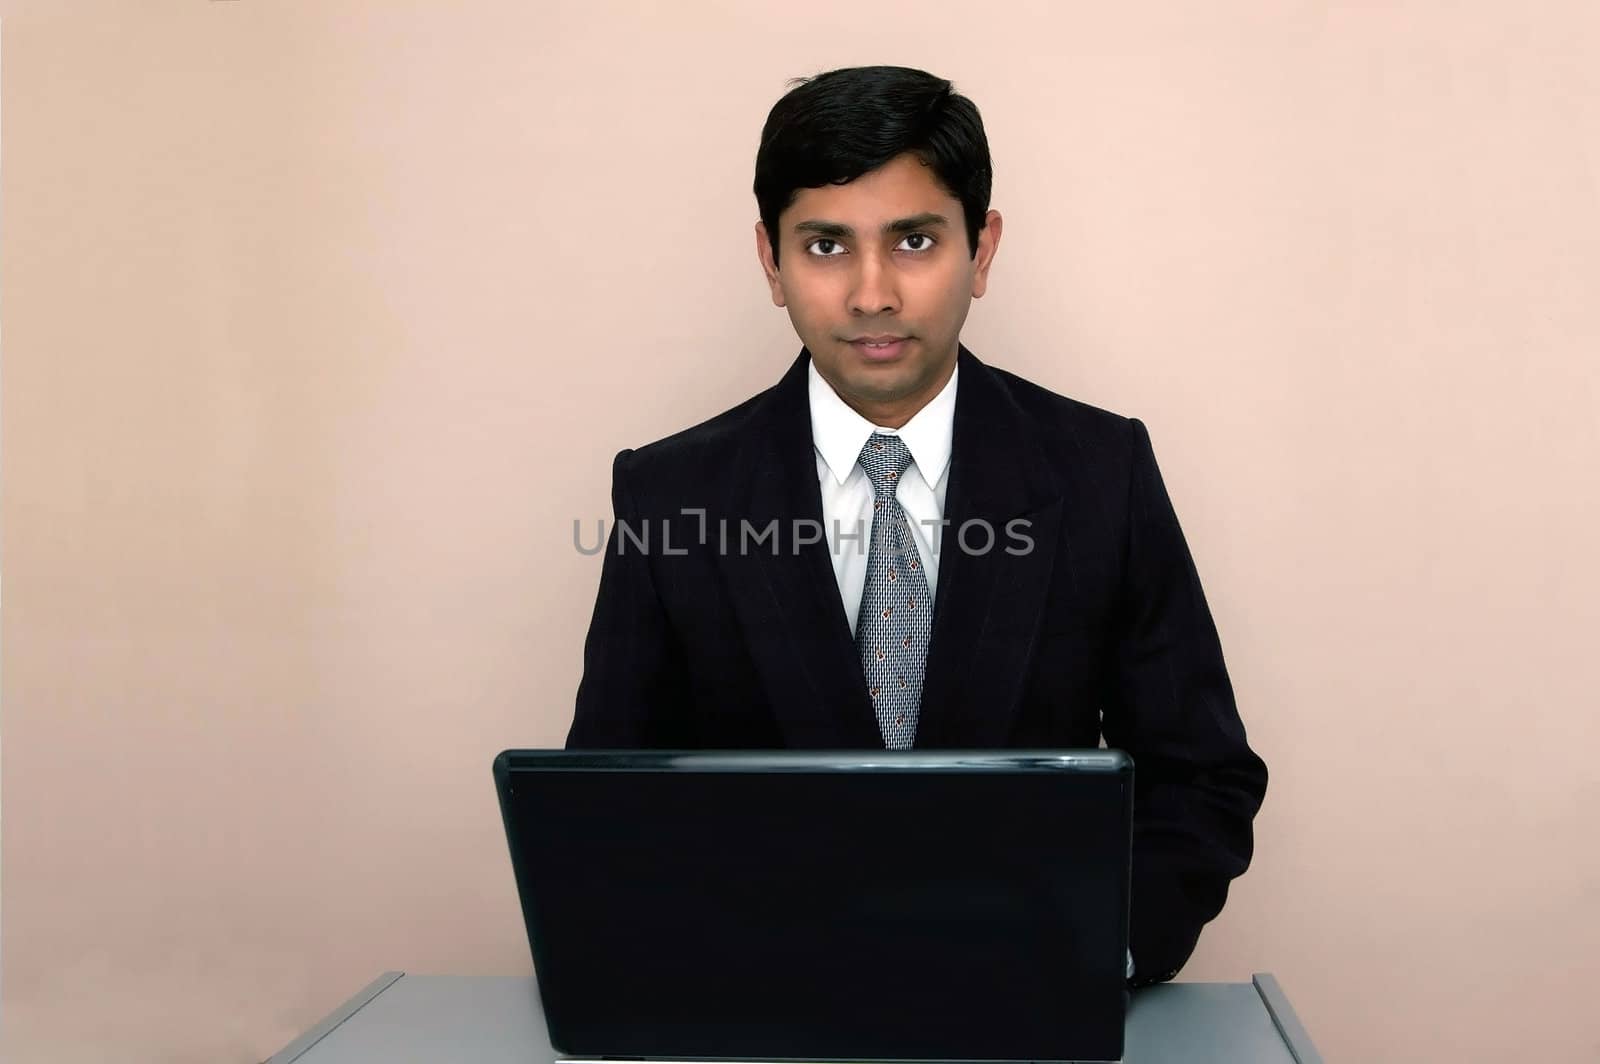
{"left": 792, "top": 213, "right": 951, "bottom": 238}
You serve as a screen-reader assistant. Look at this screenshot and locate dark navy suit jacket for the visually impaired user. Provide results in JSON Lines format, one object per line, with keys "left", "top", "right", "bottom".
{"left": 566, "top": 346, "right": 1268, "bottom": 985}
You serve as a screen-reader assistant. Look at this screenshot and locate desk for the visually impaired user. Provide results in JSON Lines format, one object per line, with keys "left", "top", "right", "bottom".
{"left": 267, "top": 971, "right": 1322, "bottom": 1063}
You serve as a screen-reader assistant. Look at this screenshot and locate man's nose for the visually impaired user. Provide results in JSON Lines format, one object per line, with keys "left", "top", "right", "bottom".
{"left": 848, "top": 251, "right": 901, "bottom": 316}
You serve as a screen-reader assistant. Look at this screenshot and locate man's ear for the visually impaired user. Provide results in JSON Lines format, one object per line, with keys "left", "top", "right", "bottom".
{"left": 971, "top": 209, "right": 1004, "bottom": 299}
{"left": 755, "top": 221, "right": 786, "bottom": 308}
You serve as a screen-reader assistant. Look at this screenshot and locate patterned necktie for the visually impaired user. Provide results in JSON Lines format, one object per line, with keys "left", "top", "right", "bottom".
{"left": 855, "top": 432, "right": 933, "bottom": 750}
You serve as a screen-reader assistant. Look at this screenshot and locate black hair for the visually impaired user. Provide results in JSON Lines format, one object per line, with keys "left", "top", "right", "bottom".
{"left": 753, "top": 65, "right": 993, "bottom": 268}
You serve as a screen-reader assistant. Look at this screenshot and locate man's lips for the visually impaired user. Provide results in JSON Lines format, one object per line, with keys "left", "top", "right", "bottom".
{"left": 847, "top": 335, "right": 912, "bottom": 361}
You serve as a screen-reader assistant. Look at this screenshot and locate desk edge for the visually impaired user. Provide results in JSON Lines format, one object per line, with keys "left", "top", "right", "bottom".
{"left": 263, "top": 971, "right": 405, "bottom": 1063}
{"left": 1252, "top": 972, "right": 1324, "bottom": 1064}
{"left": 264, "top": 972, "right": 1322, "bottom": 1063}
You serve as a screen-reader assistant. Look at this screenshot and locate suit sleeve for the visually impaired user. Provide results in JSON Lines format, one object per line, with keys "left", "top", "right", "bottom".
{"left": 1098, "top": 418, "right": 1268, "bottom": 985}
{"left": 565, "top": 449, "right": 693, "bottom": 749}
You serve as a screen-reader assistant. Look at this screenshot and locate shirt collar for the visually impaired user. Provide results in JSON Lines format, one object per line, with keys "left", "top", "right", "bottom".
{"left": 807, "top": 356, "right": 959, "bottom": 488}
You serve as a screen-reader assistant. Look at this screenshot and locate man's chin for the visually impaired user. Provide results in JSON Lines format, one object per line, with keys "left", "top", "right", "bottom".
{"left": 812, "top": 343, "right": 950, "bottom": 406}
{"left": 841, "top": 365, "right": 931, "bottom": 403}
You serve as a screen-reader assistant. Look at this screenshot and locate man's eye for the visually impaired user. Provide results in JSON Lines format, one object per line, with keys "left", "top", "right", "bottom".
{"left": 806, "top": 239, "right": 846, "bottom": 256}
{"left": 897, "top": 233, "right": 936, "bottom": 252}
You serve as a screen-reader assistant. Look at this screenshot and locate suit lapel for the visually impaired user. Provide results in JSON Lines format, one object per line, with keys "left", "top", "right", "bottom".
{"left": 915, "top": 347, "right": 1062, "bottom": 748}
{"left": 720, "top": 351, "right": 881, "bottom": 748}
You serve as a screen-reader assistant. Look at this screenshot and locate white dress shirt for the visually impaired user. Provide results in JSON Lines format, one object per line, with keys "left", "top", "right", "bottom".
{"left": 808, "top": 359, "right": 958, "bottom": 637}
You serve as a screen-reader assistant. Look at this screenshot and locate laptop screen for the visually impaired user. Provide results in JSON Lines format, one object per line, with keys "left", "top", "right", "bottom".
{"left": 496, "top": 751, "right": 1131, "bottom": 1063}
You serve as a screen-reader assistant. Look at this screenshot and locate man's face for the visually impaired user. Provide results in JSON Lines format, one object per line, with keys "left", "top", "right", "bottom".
{"left": 757, "top": 153, "right": 1002, "bottom": 427}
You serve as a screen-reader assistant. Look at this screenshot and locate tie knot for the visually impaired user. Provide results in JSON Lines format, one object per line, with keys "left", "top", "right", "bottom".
{"left": 858, "top": 433, "right": 914, "bottom": 496}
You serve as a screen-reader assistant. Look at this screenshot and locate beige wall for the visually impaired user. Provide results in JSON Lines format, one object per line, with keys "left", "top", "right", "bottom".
{"left": 4, "top": 2, "right": 1599, "bottom": 1061}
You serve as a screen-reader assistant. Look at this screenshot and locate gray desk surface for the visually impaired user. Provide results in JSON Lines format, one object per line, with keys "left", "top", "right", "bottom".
{"left": 268, "top": 972, "right": 1322, "bottom": 1064}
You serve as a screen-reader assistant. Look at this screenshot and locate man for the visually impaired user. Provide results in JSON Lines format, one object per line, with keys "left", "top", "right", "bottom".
{"left": 566, "top": 65, "right": 1267, "bottom": 987}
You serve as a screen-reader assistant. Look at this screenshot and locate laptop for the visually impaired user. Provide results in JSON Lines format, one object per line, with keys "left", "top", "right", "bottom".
{"left": 493, "top": 749, "right": 1133, "bottom": 1063}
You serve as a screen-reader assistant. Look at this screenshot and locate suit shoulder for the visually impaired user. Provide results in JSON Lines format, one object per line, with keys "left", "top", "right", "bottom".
{"left": 609, "top": 381, "right": 775, "bottom": 499}
{"left": 977, "top": 364, "right": 1160, "bottom": 506}
{"left": 986, "top": 364, "right": 1140, "bottom": 446}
